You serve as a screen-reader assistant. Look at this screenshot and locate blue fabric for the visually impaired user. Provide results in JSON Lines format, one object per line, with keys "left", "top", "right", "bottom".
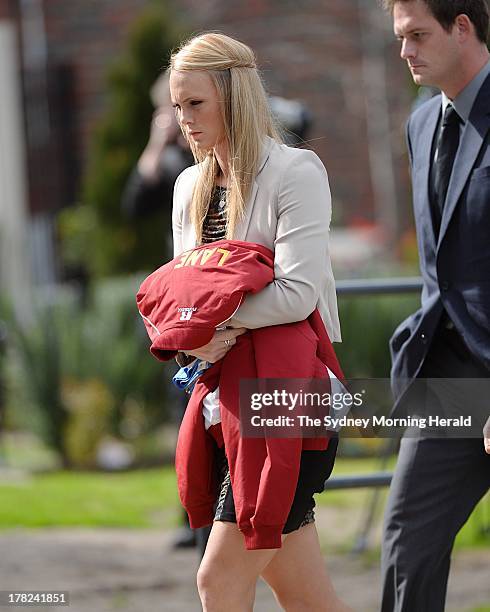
{"left": 172, "top": 359, "right": 212, "bottom": 393}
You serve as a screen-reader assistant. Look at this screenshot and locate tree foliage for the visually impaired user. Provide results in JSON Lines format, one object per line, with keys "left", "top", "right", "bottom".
{"left": 59, "top": 6, "right": 184, "bottom": 277}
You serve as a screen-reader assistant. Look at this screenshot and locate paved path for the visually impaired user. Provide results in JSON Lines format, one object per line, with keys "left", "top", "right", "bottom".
{"left": 0, "top": 528, "right": 488, "bottom": 612}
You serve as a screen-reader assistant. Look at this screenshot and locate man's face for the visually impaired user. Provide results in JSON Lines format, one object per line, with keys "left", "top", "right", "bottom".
{"left": 393, "top": 0, "right": 461, "bottom": 90}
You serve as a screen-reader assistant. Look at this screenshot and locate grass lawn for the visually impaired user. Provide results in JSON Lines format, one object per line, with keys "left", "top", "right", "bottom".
{"left": 0, "top": 456, "right": 488, "bottom": 551}
{"left": 0, "top": 456, "right": 384, "bottom": 529}
{"left": 0, "top": 468, "right": 180, "bottom": 529}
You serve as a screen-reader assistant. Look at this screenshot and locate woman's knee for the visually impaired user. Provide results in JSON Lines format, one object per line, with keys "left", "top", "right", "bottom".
{"left": 196, "top": 564, "right": 217, "bottom": 601}
{"left": 197, "top": 565, "right": 223, "bottom": 609}
{"left": 197, "top": 563, "right": 254, "bottom": 609}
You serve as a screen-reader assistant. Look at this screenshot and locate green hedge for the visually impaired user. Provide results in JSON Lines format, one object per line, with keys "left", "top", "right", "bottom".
{"left": 336, "top": 294, "right": 419, "bottom": 378}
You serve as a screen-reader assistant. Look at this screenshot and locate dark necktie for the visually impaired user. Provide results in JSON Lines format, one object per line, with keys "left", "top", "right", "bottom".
{"left": 434, "top": 104, "right": 461, "bottom": 217}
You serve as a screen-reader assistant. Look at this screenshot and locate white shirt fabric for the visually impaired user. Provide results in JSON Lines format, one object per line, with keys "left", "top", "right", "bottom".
{"left": 202, "top": 366, "right": 346, "bottom": 430}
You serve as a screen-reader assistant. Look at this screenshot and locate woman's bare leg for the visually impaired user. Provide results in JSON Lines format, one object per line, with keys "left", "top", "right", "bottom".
{"left": 197, "top": 521, "right": 279, "bottom": 611}
{"left": 261, "top": 523, "right": 352, "bottom": 612}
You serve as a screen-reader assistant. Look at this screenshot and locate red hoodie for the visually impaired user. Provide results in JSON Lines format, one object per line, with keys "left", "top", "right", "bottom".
{"left": 137, "top": 240, "right": 343, "bottom": 549}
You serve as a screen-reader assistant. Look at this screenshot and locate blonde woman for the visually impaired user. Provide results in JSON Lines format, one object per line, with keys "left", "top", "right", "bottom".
{"left": 169, "top": 33, "right": 350, "bottom": 612}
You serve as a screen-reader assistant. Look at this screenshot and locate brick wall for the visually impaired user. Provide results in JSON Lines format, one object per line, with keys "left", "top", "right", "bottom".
{"left": 1, "top": 0, "right": 152, "bottom": 213}
{"left": 0, "top": 0, "right": 15, "bottom": 19}
{"left": 42, "top": 0, "right": 150, "bottom": 205}
{"left": 6, "top": 0, "right": 413, "bottom": 231}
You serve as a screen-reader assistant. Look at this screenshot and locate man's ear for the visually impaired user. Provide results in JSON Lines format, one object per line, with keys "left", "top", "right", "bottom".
{"left": 454, "top": 14, "right": 473, "bottom": 42}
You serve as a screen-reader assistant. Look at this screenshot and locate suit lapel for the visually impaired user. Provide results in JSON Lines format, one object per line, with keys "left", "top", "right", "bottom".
{"left": 437, "top": 74, "right": 490, "bottom": 249}
{"left": 414, "top": 101, "right": 440, "bottom": 249}
{"left": 235, "top": 136, "right": 274, "bottom": 241}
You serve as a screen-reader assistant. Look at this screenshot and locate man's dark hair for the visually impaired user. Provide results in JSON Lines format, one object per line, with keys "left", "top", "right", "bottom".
{"left": 381, "top": 0, "right": 489, "bottom": 43}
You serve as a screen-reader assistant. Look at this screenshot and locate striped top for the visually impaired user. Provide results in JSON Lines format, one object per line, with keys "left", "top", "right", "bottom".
{"left": 200, "top": 185, "right": 228, "bottom": 430}
{"left": 202, "top": 186, "right": 227, "bottom": 244}
{"left": 175, "top": 186, "right": 229, "bottom": 370}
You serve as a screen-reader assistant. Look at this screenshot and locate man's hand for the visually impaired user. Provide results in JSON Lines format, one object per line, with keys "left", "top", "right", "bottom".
{"left": 186, "top": 328, "right": 247, "bottom": 363}
{"left": 148, "top": 106, "right": 180, "bottom": 149}
{"left": 484, "top": 416, "right": 490, "bottom": 454}
{"left": 137, "top": 106, "right": 180, "bottom": 180}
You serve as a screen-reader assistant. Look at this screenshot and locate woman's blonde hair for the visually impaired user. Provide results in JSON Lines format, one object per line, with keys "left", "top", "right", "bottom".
{"left": 169, "top": 32, "right": 282, "bottom": 242}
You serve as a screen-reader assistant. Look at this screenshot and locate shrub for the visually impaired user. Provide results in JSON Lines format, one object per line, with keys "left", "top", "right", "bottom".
{"left": 4, "top": 276, "right": 169, "bottom": 468}
{"left": 336, "top": 293, "right": 419, "bottom": 378}
{"left": 62, "top": 378, "right": 115, "bottom": 469}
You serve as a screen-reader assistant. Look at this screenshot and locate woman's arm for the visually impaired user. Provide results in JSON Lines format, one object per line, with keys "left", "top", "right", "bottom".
{"left": 171, "top": 170, "right": 185, "bottom": 258}
{"left": 230, "top": 150, "right": 332, "bottom": 329}
{"left": 172, "top": 169, "right": 191, "bottom": 364}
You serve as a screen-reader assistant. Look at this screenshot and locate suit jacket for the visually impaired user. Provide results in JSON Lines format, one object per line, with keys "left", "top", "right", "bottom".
{"left": 171, "top": 136, "right": 341, "bottom": 343}
{"left": 391, "top": 74, "right": 490, "bottom": 409}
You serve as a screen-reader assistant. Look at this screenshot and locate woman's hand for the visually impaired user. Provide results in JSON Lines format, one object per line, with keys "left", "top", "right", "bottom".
{"left": 186, "top": 327, "right": 247, "bottom": 363}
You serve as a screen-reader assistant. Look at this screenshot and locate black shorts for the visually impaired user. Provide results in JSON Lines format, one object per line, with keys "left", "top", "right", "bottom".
{"left": 213, "top": 436, "right": 338, "bottom": 534}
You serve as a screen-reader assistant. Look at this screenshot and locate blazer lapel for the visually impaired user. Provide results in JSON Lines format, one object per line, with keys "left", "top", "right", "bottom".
{"left": 414, "top": 102, "right": 440, "bottom": 249}
{"left": 437, "top": 75, "right": 490, "bottom": 249}
{"left": 235, "top": 136, "right": 274, "bottom": 241}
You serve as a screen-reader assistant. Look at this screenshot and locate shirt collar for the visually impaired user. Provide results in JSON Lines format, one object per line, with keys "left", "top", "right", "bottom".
{"left": 441, "top": 59, "right": 490, "bottom": 122}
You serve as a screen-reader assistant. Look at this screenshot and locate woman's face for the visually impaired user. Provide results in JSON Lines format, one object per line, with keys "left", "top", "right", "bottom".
{"left": 170, "top": 70, "right": 226, "bottom": 152}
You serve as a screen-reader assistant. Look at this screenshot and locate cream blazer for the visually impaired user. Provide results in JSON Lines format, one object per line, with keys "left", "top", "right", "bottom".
{"left": 171, "top": 136, "right": 341, "bottom": 342}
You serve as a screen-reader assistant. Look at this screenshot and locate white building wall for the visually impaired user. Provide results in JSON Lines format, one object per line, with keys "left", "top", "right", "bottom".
{"left": 0, "top": 21, "right": 32, "bottom": 321}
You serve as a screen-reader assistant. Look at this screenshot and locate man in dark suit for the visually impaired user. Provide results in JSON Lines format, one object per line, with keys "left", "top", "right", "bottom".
{"left": 380, "top": 1, "right": 490, "bottom": 610}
